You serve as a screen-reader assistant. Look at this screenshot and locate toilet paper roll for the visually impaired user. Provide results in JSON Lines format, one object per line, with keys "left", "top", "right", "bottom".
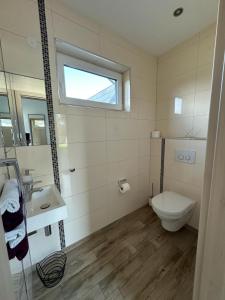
{"left": 151, "top": 131, "right": 161, "bottom": 138}
{"left": 119, "top": 182, "right": 130, "bottom": 194}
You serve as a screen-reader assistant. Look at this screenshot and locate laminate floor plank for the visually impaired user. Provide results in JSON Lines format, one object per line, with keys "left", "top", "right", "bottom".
{"left": 141, "top": 245, "right": 196, "bottom": 300}
{"left": 33, "top": 206, "right": 197, "bottom": 300}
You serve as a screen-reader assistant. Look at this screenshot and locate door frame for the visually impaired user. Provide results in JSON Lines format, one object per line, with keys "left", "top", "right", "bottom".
{"left": 193, "top": 0, "right": 225, "bottom": 298}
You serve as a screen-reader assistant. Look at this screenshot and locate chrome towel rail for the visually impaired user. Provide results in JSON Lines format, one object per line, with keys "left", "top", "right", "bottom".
{"left": 0, "top": 158, "right": 24, "bottom": 197}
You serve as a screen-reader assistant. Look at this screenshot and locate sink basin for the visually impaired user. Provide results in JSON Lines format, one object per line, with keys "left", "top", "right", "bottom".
{"left": 26, "top": 184, "right": 67, "bottom": 233}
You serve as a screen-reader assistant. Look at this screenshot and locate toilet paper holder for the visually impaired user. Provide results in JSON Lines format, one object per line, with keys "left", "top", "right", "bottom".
{"left": 118, "top": 178, "right": 127, "bottom": 188}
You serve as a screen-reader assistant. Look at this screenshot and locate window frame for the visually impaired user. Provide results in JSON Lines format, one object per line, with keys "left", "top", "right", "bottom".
{"left": 57, "top": 53, "right": 123, "bottom": 110}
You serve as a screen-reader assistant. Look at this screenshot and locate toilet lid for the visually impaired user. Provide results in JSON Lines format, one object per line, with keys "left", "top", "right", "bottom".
{"left": 151, "top": 191, "right": 195, "bottom": 218}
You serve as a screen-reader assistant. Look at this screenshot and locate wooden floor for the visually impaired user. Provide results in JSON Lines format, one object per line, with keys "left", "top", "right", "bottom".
{"left": 33, "top": 206, "right": 197, "bottom": 300}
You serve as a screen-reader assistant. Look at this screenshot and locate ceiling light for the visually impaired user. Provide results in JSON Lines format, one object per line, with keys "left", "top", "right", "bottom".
{"left": 173, "top": 7, "right": 184, "bottom": 17}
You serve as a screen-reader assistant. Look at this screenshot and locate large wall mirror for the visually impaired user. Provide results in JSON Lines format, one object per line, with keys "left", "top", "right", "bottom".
{"left": 0, "top": 71, "right": 49, "bottom": 146}
{"left": 0, "top": 1, "right": 49, "bottom": 147}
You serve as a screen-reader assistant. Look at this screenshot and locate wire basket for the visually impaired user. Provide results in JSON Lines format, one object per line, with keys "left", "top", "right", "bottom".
{"left": 36, "top": 251, "right": 67, "bottom": 288}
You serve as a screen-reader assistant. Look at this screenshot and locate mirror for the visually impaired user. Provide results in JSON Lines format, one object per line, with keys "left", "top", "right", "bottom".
{"left": 0, "top": 0, "right": 49, "bottom": 147}
{"left": 20, "top": 97, "right": 50, "bottom": 146}
{"left": 0, "top": 71, "right": 13, "bottom": 147}
{"left": 0, "top": 70, "right": 49, "bottom": 147}
{"left": 29, "top": 114, "right": 47, "bottom": 145}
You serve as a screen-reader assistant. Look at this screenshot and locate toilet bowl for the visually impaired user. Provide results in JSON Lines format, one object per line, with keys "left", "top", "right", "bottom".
{"left": 150, "top": 191, "right": 195, "bottom": 232}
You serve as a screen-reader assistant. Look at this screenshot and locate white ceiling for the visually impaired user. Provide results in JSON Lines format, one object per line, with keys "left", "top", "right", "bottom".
{"left": 61, "top": 0, "right": 218, "bottom": 56}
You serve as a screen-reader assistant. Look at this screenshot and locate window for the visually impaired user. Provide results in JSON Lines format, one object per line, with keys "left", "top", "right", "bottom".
{"left": 57, "top": 53, "right": 123, "bottom": 110}
{"left": 174, "top": 97, "right": 183, "bottom": 114}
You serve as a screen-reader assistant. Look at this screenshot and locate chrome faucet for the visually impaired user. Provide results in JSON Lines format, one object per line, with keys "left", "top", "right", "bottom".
{"left": 24, "top": 181, "right": 44, "bottom": 202}
{"left": 31, "top": 181, "right": 44, "bottom": 194}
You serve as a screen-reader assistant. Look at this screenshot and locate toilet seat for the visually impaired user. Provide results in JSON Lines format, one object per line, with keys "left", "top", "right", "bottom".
{"left": 151, "top": 191, "right": 195, "bottom": 219}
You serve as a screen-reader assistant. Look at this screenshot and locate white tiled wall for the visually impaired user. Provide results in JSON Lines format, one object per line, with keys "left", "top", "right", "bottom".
{"left": 46, "top": 0, "right": 157, "bottom": 246}
{"left": 156, "top": 24, "right": 216, "bottom": 138}
{"left": 0, "top": 0, "right": 44, "bottom": 79}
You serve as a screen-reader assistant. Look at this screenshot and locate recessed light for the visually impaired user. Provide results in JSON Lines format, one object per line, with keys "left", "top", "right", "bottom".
{"left": 173, "top": 7, "right": 184, "bottom": 17}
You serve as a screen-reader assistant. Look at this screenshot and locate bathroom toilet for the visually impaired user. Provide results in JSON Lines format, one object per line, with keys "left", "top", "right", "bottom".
{"left": 150, "top": 191, "right": 195, "bottom": 232}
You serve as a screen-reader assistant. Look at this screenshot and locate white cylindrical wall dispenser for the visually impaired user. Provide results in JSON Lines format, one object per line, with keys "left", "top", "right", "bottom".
{"left": 118, "top": 179, "right": 130, "bottom": 194}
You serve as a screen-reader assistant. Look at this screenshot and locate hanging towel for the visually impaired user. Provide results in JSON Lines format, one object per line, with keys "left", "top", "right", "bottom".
{"left": 6, "top": 232, "right": 29, "bottom": 261}
{"left": 5, "top": 221, "right": 26, "bottom": 249}
{"left": 2, "top": 195, "right": 24, "bottom": 232}
{"left": 0, "top": 179, "right": 20, "bottom": 215}
{"left": 15, "top": 235, "right": 29, "bottom": 261}
{"left": 6, "top": 242, "right": 16, "bottom": 260}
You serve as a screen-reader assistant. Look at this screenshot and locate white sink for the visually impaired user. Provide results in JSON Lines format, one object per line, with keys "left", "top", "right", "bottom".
{"left": 26, "top": 184, "right": 67, "bottom": 233}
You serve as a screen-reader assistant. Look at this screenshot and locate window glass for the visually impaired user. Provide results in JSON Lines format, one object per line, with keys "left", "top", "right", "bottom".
{"left": 174, "top": 97, "right": 183, "bottom": 114}
{"left": 64, "top": 66, "right": 117, "bottom": 104}
{"left": 57, "top": 52, "right": 124, "bottom": 110}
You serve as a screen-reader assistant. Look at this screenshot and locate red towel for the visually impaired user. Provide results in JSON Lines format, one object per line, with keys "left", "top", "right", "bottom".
{"left": 6, "top": 242, "right": 16, "bottom": 260}
{"left": 16, "top": 236, "right": 29, "bottom": 261}
{"left": 3, "top": 195, "right": 29, "bottom": 261}
{"left": 6, "top": 236, "right": 29, "bottom": 261}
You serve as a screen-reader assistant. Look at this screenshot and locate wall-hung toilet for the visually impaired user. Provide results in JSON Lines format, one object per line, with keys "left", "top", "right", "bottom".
{"left": 151, "top": 191, "right": 195, "bottom": 232}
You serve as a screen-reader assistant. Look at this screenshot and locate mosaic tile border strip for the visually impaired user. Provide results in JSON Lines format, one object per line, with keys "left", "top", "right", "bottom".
{"left": 37, "top": 0, "right": 65, "bottom": 249}
{"left": 160, "top": 138, "right": 165, "bottom": 193}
